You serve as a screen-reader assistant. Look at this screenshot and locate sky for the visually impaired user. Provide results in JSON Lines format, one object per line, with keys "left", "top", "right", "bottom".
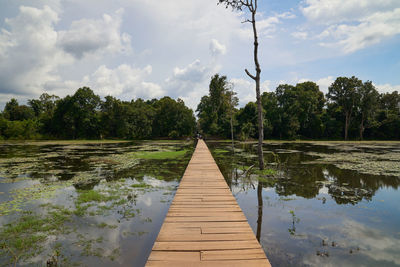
{"left": 0, "top": 0, "right": 399, "bottom": 111}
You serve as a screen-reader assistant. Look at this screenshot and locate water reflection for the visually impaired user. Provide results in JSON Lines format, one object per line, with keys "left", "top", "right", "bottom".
{"left": 0, "top": 141, "right": 193, "bottom": 266}
{"left": 208, "top": 141, "right": 400, "bottom": 267}
{"left": 209, "top": 141, "right": 400, "bottom": 205}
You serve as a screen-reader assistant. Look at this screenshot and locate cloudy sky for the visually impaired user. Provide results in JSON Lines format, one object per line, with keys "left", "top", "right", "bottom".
{"left": 0, "top": 0, "right": 399, "bottom": 110}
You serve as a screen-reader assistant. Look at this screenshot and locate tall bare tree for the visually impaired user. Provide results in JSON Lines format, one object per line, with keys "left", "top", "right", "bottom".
{"left": 218, "top": 0, "right": 264, "bottom": 169}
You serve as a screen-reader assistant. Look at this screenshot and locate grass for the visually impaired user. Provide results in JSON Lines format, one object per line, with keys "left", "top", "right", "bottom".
{"left": 0, "top": 140, "right": 131, "bottom": 145}
{"left": 132, "top": 149, "right": 189, "bottom": 160}
{"left": 213, "top": 148, "right": 230, "bottom": 153}
{"left": 254, "top": 168, "right": 277, "bottom": 176}
{"left": 0, "top": 208, "right": 71, "bottom": 266}
{"left": 76, "top": 190, "right": 118, "bottom": 205}
{"left": 130, "top": 183, "right": 151, "bottom": 188}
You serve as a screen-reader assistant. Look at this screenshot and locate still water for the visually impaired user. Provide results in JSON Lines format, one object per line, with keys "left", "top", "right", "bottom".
{"left": 207, "top": 141, "right": 400, "bottom": 267}
{"left": 1, "top": 140, "right": 399, "bottom": 266}
{"left": 0, "top": 140, "right": 194, "bottom": 266}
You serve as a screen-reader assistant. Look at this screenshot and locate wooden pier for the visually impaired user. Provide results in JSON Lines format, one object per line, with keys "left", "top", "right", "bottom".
{"left": 146, "top": 139, "right": 271, "bottom": 267}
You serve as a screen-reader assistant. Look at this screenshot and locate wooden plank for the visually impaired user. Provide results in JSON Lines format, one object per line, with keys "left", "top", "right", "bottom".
{"left": 146, "top": 259, "right": 270, "bottom": 267}
{"left": 157, "top": 233, "right": 255, "bottom": 241}
{"left": 152, "top": 240, "right": 261, "bottom": 251}
{"left": 145, "top": 140, "right": 270, "bottom": 266}
{"left": 148, "top": 251, "right": 200, "bottom": 261}
{"left": 201, "top": 249, "right": 267, "bottom": 261}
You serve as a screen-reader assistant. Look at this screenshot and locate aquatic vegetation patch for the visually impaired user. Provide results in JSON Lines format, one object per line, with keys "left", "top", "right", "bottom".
{"left": 132, "top": 149, "right": 189, "bottom": 160}
{"left": 0, "top": 140, "right": 192, "bottom": 265}
{"left": 254, "top": 168, "right": 277, "bottom": 176}
{"left": 306, "top": 151, "right": 400, "bottom": 177}
{"left": 0, "top": 209, "right": 71, "bottom": 266}
{"left": 213, "top": 148, "right": 231, "bottom": 154}
{"left": 0, "top": 181, "right": 72, "bottom": 216}
{"left": 76, "top": 189, "right": 119, "bottom": 205}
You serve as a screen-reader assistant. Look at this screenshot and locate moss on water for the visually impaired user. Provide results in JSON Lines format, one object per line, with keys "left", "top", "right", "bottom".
{"left": 0, "top": 140, "right": 193, "bottom": 265}
{"left": 0, "top": 181, "right": 71, "bottom": 216}
{"left": 213, "top": 148, "right": 230, "bottom": 154}
{"left": 306, "top": 151, "right": 400, "bottom": 177}
{"left": 76, "top": 190, "right": 118, "bottom": 204}
{"left": 130, "top": 182, "right": 151, "bottom": 188}
{"left": 255, "top": 168, "right": 277, "bottom": 176}
{"left": 132, "top": 149, "right": 189, "bottom": 160}
{"left": 0, "top": 208, "right": 71, "bottom": 266}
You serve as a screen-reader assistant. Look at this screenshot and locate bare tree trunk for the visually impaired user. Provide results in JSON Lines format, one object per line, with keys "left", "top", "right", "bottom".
{"left": 345, "top": 113, "right": 349, "bottom": 141}
{"left": 229, "top": 92, "right": 235, "bottom": 153}
{"left": 359, "top": 116, "right": 364, "bottom": 141}
{"left": 245, "top": 1, "right": 264, "bottom": 170}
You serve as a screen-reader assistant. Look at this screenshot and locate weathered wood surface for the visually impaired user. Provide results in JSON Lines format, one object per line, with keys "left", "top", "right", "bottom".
{"left": 146, "top": 140, "right": 271, "bottom": 267}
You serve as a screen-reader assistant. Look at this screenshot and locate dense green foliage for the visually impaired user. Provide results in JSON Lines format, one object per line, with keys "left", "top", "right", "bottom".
{"left": 198, "top": 75, "right": 400, "bottom": 140}
{"left": 196, "top": 74, "right": 238, "bottom": 138}
{"left": 1, "top": 76, "right": 399, "bottom": 141}
{"left": 0, "top": 87, "right": 196, "bottom": 140}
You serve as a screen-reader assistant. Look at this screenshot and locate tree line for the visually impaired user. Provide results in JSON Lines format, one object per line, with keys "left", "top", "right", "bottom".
{"left": 0, "top": 87, "right": 196, "bottom": 140}
{"left": 1, "top": 75, "right": 399, "bottom": 141}
{"left": 197, "top": 74, "right": 400, "bottom": 140}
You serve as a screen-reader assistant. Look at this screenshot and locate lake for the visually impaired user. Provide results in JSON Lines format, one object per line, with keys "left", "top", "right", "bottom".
{"left": 0, "top": 140, "right": 194, "bottom": 266}
{"left": 207, "top": 141, "right": 400, "bottom": 267}
{"left": 1, "top": 140, "right": 399, "bottom": 266}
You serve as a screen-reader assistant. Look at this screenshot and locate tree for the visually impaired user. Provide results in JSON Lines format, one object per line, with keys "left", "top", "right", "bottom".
{"left": 4, "top": 98, "right": 35, "bottom": 121}
{"left": 295, "top": 82, "right": 325, "bottom": 138}
{"left": 28, "top": 93, "right": 59, "bottom": 135}
{"left": 236, "top": 102, "right": 257, "bottom": 140}
{"left": 357, "top": 81, "right": 379, "bottom": 140}
{"left": 153, "top": 97, "right": 196, "bottom": 138}
{"left": 373, "top": 91, "right": 400, "bottom": 139}
{"left": 327, "top": 76, "right": 362, "bottom": 140}
{"left": 218, "top": 0, "right": 265, "bottom": 169}
{"left": 276, "top": 84, "right": 299, "bottom": 139}
{"left": 197, "top": 74, "right": 238, "bottom": 138}
{"left": 52, "top": 87, "right": 101, "bottom": 139}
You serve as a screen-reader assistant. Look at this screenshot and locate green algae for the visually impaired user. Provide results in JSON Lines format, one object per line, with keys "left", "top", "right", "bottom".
{"left": 0, "top": 181, "right": 72, "bottom": 216}
{"left": 0, "top": 140, "right": 193, "bottom": 265}
{"left": 131, "top": 149, "right": 189, "bottom": 160}
{"left": 76, "top": 190, "right": 119, "bottom": 205}
{"left": 0, "top": 208, "right": 71, "bottom": 266}
{"left": 306, "top": 151, "right": 400, "bottom": 177}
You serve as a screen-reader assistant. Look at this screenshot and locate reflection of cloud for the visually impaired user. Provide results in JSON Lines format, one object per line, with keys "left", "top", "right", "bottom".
{"left": 342, "top": 219, "right": 400, "bottom": 264}
{"left": 140, "top": 196, "right": 152, "bottom": 207}
{"left": 312, "top": 219, "right": 400, "bottom": 266}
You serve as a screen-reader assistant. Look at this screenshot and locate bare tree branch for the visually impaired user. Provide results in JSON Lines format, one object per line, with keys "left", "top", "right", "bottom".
{"left": 245, "top": 69, "right": 256, "bottom": 80}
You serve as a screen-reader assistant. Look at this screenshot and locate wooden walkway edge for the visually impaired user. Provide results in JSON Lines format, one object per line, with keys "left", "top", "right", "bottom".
{"left": 146, "top": 140, "right": 271, "bottom": 267}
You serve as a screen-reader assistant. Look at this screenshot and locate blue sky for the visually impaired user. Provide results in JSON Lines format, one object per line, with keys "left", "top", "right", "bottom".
{"left": 0, "top": 0, "right": 399, "bottom": 110}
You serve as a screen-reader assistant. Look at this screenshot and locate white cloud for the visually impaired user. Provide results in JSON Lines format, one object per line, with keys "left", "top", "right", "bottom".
{"left": 230, "top": 78, "right": 271, "bottom": 106}
{"left": 88, "top": 64, "right": 162, "bottom": 99}
{"left": 58, "top": 8, "right": 131, "bottom": 59}
{"left": 301, "top": 0, "right": 400, "bottom": 53}
{"left": 0, "top": 5, "right": 134, "bottom": 102}
{"left": 0, "top": 5, "right": 72, "bottom": 96}
{"left": 315, "top": 76, "right": 335, "bottom": 94}
{"left": 209, "top": 39, "right": 227, "bottom": 57}
{"left": 301, "top": 0, "right": 398, "bottom": 24}
{"left": 319, "top": 8, "right": 400, "bottom": 53}
{"left": 291, "top": 31, "right": 308, "bottom": 40}
{"left": 165, "top": 59, "right": 215, "bottom": 99}
{"left": 43, "top": 64, "right": 163, "bottom": 101}
{"left": 375, "top": 83, "right": 400, "bottom": 94}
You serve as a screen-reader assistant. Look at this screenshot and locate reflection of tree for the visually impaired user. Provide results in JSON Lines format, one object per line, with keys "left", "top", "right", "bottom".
{"left": 325, "top": 165, "right": 400, "bottom": 205}
{"left": 273, "top": 166, "right": 324, "bottom": 199}
{"left": 256, "top": 182, "right": 263, "bottom": 241}
{"left": 288, "top": 210, "right": 300, "bottom": 236}
{"left": 210, "top": 141, "right": 400, "bottom": 205}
